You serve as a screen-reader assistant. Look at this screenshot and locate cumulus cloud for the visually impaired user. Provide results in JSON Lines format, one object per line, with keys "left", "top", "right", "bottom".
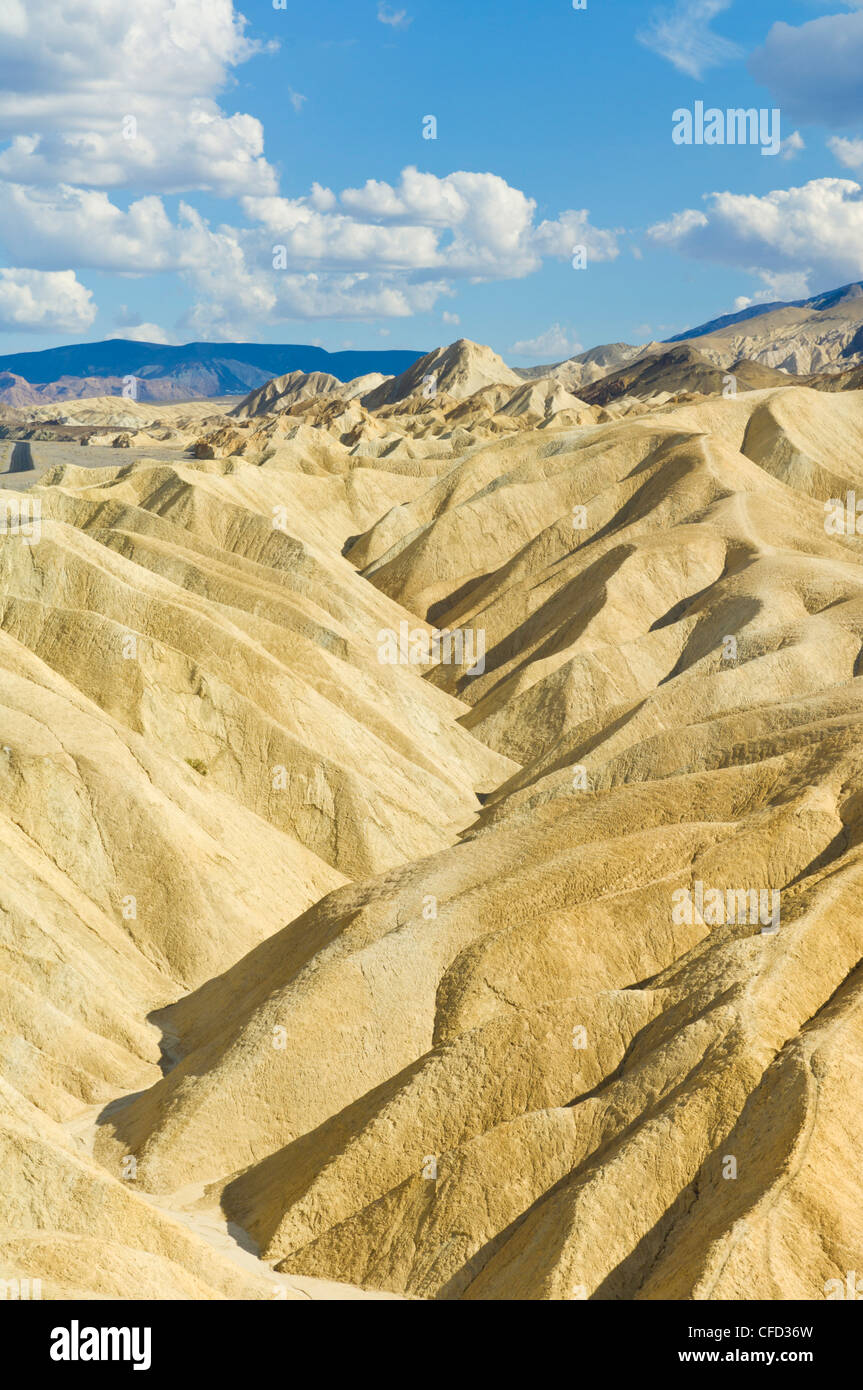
{"left": 829, "top": 136, "right": 863, "bottom": 170}
{"left": 0, "top": 184, "right": 194, "bottom": 272}
{"left": 3, "top": 165, "right": 616, "bottom": 287}
{"left": 638, "top": 0, "right": 742, "bottom": 80}
{"left": 117, "top": 167, "right": 611, "bottom": 332}
{"left": 109, "top": 320, "right": 174, "bottom": 344}
{"left": 532, "top": 209, "right": 620, "bottom": 264}
{"left": 0, "top": 0, "right": 621, "bottom": 347}
{"left": 189, "top": 178, "right": 618, "bottom": 334}
{"left": 648, "top": 177, "right": 863, "bottom": 293}
{"left": 733, "top": 270, "right": 813, "bottom": 311}
{"left": 749, "top": 10, "right": 863, "bottom": 127}
{"left": 648, "top": 207, "right": 709, "bottom": 244}
{"left": 0, "top": 139, "right": 626, "bottom": 332}
{"left": 780, "top": 131, "right": 805, "bottom": 161}
{"left": 0, "top": 268, "right": 96, "bottom": 332}
{"left": 242, "top": 194, "right": 442, "bottom": 270}
{"left": 233, "top": 171, "right": 620, "bottom": 329}
{"left": 508, "top": 324, "right": 582, "bottom": 360}
{"left": 0, "top": 0, "right": 276, "bottom": 196}
{"left": 180, "top": 267, "right": 451, "bottom": 339}
{"left": 265, "top": 167, "right": 620, "bottom": 279}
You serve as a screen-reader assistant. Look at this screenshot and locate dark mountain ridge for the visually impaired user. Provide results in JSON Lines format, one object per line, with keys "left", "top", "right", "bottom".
{"left": 0, "top": 340, "right": 426, "bottom": 402}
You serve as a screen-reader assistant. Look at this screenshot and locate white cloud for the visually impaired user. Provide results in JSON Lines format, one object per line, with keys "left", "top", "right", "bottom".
{"left": 750, "top": 10, "right": 863, "bottom": 127}
{"left": 377, "top": 5, "right": 412, "bottom": 29}
{"left": 0, "top": 183, "right": 192, "bottom": 272}
{"left": 206, "top": 166, "right": 619, "bottom": 332}
{"left": 0, "top": 4, "right": 671, "bottom": 342}
{"left": 0, "top": 0, "right": 276, "bottom": 196}
{"left": 638, "top": 0, "right": 742, "bottom": 80}
{"left": 780, "top": 131, "right": 805, "bottom": 161}
{"left": 732, "top": 270, "right": 812, "bottom": 311}
{"left": 508, "top": 324, "right": 582, "bottom": 360}
{"left": 0, "top": 2, "right": 660, "bottom": 352}
{"left": 321, "top": 167, "right": 619, "bottom": 277}
{"left": 442, "top": 311, "right": 460, "bottom": 325}
{"left": 109, "top": 321, "right": 174, "bottom": 344}
{"left": 532, "top": 208, "right": 620, "bottom": 264}
{"left": 180, "top": 255, "right": 453, "bottom": 338}
{"left": 197, "top": 170, "right": 618, "bottom": 330}
{"left": 309, "top": 183, "right": 337, "bottom": 212}
{"left": 0, "top": 268, "right": 95, "bottom": 332}
{"left": 0, "top": 1, "right": 624, "bottom": 338}
{"left": 0, "top": 176, "right": 469, "bottom": 331}
{"left": 242, "top": 194, "right": 442, "bottom": 270}
{"left": 829, "top": 135, "right": 863, "bottom": 170}
{"left": 0, "top": 1, "right": 28, "bottom": 39}
{"left": 648, "top": 207, "right": 709, "bottom": 243}
{"left": 648, "top": 178, "right": 863, "bottom": 290}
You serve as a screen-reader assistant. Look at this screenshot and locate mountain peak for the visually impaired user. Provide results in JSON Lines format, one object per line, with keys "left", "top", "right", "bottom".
{"left": 362, "top": 338, "right": 521, "bottom": 409}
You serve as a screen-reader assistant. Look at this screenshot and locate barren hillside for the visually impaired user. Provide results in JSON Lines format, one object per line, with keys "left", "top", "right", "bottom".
{"left": 2, "top": 342, "right": 863, "bottom": 1300}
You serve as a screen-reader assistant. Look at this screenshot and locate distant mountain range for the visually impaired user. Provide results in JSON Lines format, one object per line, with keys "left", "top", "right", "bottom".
{"left": 3, "top": 280, "right": 863, "bottom": 408}
{"left": 0, "top": 340, "right": 426, "bottom": 406}
{"left": 667, "top": 280, "right": 863, "bottom": 344}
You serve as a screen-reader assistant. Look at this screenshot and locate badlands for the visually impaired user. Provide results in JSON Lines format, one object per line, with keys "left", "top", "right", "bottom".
{"left": 2, "top": 335, "right": 863, "bottom": 1300}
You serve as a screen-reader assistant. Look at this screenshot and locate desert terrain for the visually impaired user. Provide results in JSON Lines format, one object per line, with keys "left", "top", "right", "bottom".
{"left": 2, "top": 331, "right": 863, "bottom": 1301}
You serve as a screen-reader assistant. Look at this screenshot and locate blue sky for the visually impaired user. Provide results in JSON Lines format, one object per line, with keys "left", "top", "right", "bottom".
{"left": 1, "top": 0, "right": 863, "bottom": 362}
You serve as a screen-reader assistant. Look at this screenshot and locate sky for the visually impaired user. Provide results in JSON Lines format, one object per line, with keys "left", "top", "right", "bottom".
{"left": 1, "top": 0, "right": 863, "bottom": 363}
